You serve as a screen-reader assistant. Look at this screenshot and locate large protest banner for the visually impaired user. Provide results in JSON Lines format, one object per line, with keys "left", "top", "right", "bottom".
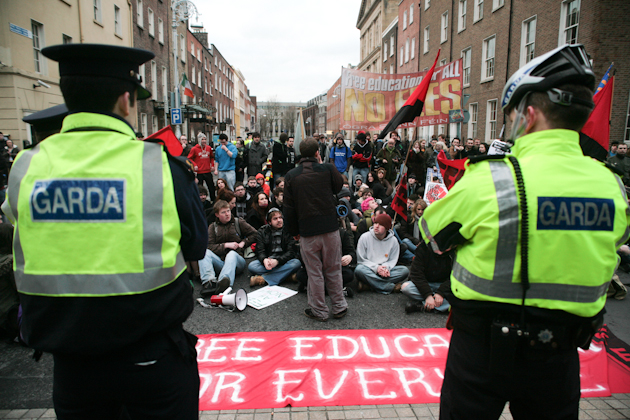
{"left": 340, "top": 59, "right": 463, "bottom": 133}
{"left": 196, "top": 326, "right": 630, "bottom": 410}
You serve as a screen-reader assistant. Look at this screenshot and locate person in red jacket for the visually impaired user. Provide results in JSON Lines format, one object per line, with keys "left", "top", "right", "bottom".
{"left": 188, "top": 134, "right": 216, "bottom": 201}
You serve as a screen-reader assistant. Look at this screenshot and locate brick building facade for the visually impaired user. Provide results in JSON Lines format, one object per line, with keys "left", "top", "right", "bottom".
{"left": 382, "top": 17, "right": 398, "bottom": 75}
{"left": 397, "top": 0, "right": 419, "bottom": 74}
{"left": 211, "top": 44, "right": 235, "bottom": 140}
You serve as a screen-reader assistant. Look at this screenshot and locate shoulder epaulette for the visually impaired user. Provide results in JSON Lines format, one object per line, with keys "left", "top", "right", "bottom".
{"left": 467, "top": 154, "right": 508, "bottom": 164}
{"left": 166, "top": 152, "right": 196, "bottom": 180}
{"left": 604, "top": 161, "right": 625, "bottom": 178}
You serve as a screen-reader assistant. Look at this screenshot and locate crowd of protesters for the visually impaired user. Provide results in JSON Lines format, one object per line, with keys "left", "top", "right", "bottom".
{"left": 178, "top": 128, "right": 498, "bottom": 320}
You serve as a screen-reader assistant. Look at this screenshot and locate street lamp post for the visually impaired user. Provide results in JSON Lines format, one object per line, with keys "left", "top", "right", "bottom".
{"left": 171, "top": 0, "right": 200, "bottom": 139}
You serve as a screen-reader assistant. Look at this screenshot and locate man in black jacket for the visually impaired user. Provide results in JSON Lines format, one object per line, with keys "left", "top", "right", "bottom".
{"left": 272, "top": 133, "right": 288, "bottom": 187}
{"left": 284, "top": 137, "right": 347, "bottom": 321}
{"left": 248, "top": 208, "right": 301, "bottom": 287}
{"left": 400, "top": 241, "right": 453, "bottom": 313}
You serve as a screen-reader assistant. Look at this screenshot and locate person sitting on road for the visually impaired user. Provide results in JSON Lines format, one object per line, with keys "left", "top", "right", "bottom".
{"left": 233, "top": 182, "right": 248, "bottom": 219}
{"left": 401, "top": 240, "right": 453, "bottom": 313}
{"left": 376, "top": 168, "right": 393, "bottom": 197}
{"left": 398, "top": 199, "right": 428, "bottom": 254}
{"left": 198, "top": 200, "right": 257, "bottom": 297}
{"left": 355, "top": 213, "right": 410, "bottom": 294}
{"left": 248, "top": 208, "right": 301, "bottom": 287}
{"left": 256, "top": 173, "right": 270, "bottom": 196}
{"left": 354, "top": 206, "right": 385, "bottom": 247}
{"left": 246, "top": 191, "right": 270, "bottom": 231}
{"left": 198, "top": 185, "right": 213, "bottom": 221}
{"left": 245, "top": 176, "right": 263, "bottom": 206}
{"left": 271, "top": 187, "right": 284, "bottom": 212}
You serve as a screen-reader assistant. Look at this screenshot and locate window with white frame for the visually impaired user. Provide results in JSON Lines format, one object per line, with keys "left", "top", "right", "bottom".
{"left": 198, "top": 70, "right": 201, "bottom": 87}
{"left": 468, "top": 103, "right": 478, "bottom": 138}
{"left": 474, "top": 0, "right": 483, "bottom": 22}
{"left": 161, "top": 66, "right": 167, "bottom": 101}
{"left": 560, "top": 0, "right": 580, "bottom": 45}
{"left": 441, "top": 11, "right": 448, "bottom": 43}
{"left": 403, "top": 11, "right": 408, "bottom": 30}
{"left": 32, "top": 20, "right": 45, "bottom": 74}
{"left": 197, "top": 48, "right": 201, "bottom": 62}
{"left": 152, "top": 115, "right": 158, "bottom": 133}
{"left": 94, "top": 0, "right": 102, "bottom": 23}
{"left": 492, "top": 0, "right": 504, "bottom": 11}
{"left": 137, "top": 0, "right": 143, "bottom": 28}
{"left": 192, "top": 67, "right": 196, "bottom": 85}
{"left": 390, "top": 63, "right": 394, "bottom": 74}
{"left": 520, "top": 16, "right": 536, "bottom": 67}
{"left": 214, "top": 73, "right": 217, "bottom": 90}
{"left": 384, "top": 68, "right": 388, "bottom": 74}
{"left": 405, "top": 39, "right": 410, "bottom": 63}
{"left": 383, "top": 42, "right": 388, "bottom": 61}
{"left": 63, "top": 34, "right": 72, "bottom": 44}
{"left": 410, "top": 4, "right": 414, "bottom": 24}
{"left": 462, "top": 47, "right": 471, "bottom": 86}
{"left": 486, "top": 99, "right": 497, "bottom": 141}
{"left": 625, "top": 91, "right": 630, "bottom": 141}
{"left": 148, "top": 8, "right": 154, "bottom": 36}
{"left": 141, "top": 113, "right": 148, "bottom": 137}
{"left": 459, "top": 0, "right": 467, "bottom": 32}
{"left": 390, "top": 35, "right": 395, "bottom": 56}
{"left": 440, "top": 59, "right": 447, "bottom": 66}
{"left": 180, "top": 34, "right": 185, "bottom": 62}
{"left": 151, "top": 61, "right": 157, "bottom": 98}
{"left": 400, "top": 47, "right": 404, "bottom": 66}
{"left": 482, "top": 35, "right": 495, "bottom": 81}
{"left": 424, "top": 26, "right": 430, "bottom": 53}
{"left": 411, "top": 38, "right": 416, "bottom": 59}
{"left": 139, "top": 63, "right": 145, "bottom": 87}
{"left": 190, "top": 41, "right": 194, "bottom": 56}
{"left": 114, "top": 5, "right": 121, "bottom": 36}
{"left": 214, "top": 56, "right": 217, "bottom": 66}
{"left": 158, "top": 18, "right": 163, "bottom": 44}
{"left": 425, "top": 0, "right": 430, "bottom": 10}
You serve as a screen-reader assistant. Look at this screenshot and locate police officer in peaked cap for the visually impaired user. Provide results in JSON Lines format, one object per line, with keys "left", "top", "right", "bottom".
{"left": 2, "top": 44, "right": 207, "bottom": 419}
{"left": 420, "top": 44, "right": 630, "bottom": 419}
{"left": 22, "top": 103, "right": 68, "bottom": 145}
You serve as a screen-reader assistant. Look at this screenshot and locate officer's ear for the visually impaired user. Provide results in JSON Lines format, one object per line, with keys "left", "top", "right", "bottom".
{"left": 112, "top": 92, "right": 132, "bottom": 118}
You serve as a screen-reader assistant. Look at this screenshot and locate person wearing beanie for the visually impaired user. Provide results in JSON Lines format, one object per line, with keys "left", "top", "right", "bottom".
{"left": 355, "top": 213, "right": 410, "bottom": 294}
{"left": 352, "top": 132, "right": 372, "bottom": 182}
{"left": 353, "top": 173, "right": 363, "bottom": 193}
{"left": 338, "top": 187, "right": 360, "bottom": 226}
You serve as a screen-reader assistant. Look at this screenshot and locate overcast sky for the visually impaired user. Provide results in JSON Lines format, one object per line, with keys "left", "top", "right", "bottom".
{"left": 193, "top": 0, "right": 361, "bottom": 103}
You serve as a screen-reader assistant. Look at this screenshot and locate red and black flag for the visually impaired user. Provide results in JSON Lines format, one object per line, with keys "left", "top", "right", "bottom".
{"left": 580, "top": 65, "right": 614, "bottom": 162}
{"left": 145, "top": 125, "right": 183, "bottom": 156}
{"left": 378, "top": 50, "right": 441, "bottom": 139}
{"left": 391, "top": 174, "right": 408, "bottom": 222}
{"left": 437, "top": 150, "right": 467, "bottom": 190}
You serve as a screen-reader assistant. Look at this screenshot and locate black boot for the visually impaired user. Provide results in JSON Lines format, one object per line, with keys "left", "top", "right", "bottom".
{"left": 405, "top": 301, "right": 426, "bottom": 314}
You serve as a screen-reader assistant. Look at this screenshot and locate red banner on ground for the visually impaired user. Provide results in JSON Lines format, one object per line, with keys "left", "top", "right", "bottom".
{"left": 196, "top": 326, "right": 630, "bottom": 410}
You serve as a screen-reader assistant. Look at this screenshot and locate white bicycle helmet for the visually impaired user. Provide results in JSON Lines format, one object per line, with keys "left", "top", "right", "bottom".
{"left": 501, "top": 44, "right": 595, "bottom": 113}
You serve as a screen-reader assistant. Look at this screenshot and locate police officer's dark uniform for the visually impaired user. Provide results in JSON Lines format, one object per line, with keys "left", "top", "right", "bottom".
{"left": 22, "top": 104, "right": 68, "bottom": 146}
{"left": 421, "top": 45, "right": 630, "bottom": 419}
{"left": 2, "top": 44, "right": 207, "bottom": 419}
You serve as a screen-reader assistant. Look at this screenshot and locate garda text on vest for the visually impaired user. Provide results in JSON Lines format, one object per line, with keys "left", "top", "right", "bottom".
{"left": 30, "top": 179, "right": 126, "bottom": 222}
{"left": 537, "top": 197, "right": 614, "bottom": 231}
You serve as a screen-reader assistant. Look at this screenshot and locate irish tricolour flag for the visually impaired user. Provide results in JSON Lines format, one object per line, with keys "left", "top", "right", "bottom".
{"left": 182, "top": 74, "right": 194, "bottom": 98}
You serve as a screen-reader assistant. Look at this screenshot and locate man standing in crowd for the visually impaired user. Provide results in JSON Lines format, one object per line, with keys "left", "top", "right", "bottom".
{"left": 199, "top": 200, "right": 257, "bottom": 296}
{"left": 179, "top": 134, "right": 192, "bottom": 157}
{"left": 188, "top": 133, "right": 215, "bottom": 201}
{"left": 248, "top": 208, "right": 301, "bottom": 287}
{"left": 355, "top": 213, "right": 409, "bottom": 294}
{"left": 352, "top": 132, "right": 372, "bottom": 183}
{"left": 214, "top": 133, "right": 237, "bottom": 190}
{"left": 247, "top": 132, "right": 268, "bottom": 177}
{"left": 284, "top": 137, "right": 347, "bottom": 321}
{"left": 330, "top": 134, "right": 353, "bottom": 177}
{"left": 607, "top": 142, "right": 630, "bottom": 186}
{"left": 286, "top": 136, "right": 296, "bottom": 171}
{"left": 3, "top": 43, "right": 208, "bottom": 419}
{"left": 423, "top": 44, "right": 629, "bottom": 419}
{"left": 272, "top": 133, "right": 289, "bottom": 187}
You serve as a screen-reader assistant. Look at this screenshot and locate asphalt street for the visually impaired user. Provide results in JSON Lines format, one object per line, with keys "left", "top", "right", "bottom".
{"left": 1, "top": 265, "right": 629, "bottom": 410}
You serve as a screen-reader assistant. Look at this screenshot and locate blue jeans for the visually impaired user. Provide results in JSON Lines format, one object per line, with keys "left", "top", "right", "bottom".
{"left": 354, "top": 167, "right": 370, "bottom": 184}
{"left": 198, "top": 249, "right": 245, "bottom": 287}
{"left": 218, "top": 170, "right": 236, "bottom": 190}
{"left": 401, "top": 281, "right": 450, "bottom": 312}
{"left": 402, "top": 238, "right": 418, "bottom": 254}
{"left": 354, "top": 264, "right": 410, "bottom": 294}
{"left": 248, "top": 258, "right": 302, "bottom": 286}
{"left": 393, "top": 229, "right": 415, "bottom": 262}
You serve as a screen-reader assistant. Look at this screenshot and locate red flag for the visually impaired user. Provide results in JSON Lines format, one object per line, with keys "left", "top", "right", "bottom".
{"left": 145, "top": 125, "right": 183, "bottom": 156}
{"left": 378, "top": 50, "right": 441, "bottom": 139}
{"left": 437, "top": 150, "right": 467, "bottom": 190}
{"left": 580, "top": 76, "right": 614, "bottom": 160}
{"left": 390, "top": 174, "right": 408, "bottom": 222}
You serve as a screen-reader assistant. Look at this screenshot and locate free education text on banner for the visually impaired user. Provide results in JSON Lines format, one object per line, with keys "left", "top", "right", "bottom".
{"left": 340, "top": 59, "right": 463, "bottom": 132}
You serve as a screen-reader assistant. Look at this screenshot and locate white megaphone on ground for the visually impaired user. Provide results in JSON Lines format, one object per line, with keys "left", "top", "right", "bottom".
{"left": 210, "top": 287, "right": 248, "bottom": 311}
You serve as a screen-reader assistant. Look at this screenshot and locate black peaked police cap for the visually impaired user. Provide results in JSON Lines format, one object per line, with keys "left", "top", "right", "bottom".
{"left": 23, "top": 104, "right": 68, "bottom": 132}
{"left": 42, "top": 44, "right": 155, "bottom": 100}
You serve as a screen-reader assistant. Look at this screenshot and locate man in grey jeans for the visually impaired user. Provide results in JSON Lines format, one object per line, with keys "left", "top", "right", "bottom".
{"left": 283, "top": 137, "right": 348, "bottom": 321}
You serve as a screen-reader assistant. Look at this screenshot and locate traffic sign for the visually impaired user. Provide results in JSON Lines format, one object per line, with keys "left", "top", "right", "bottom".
{"left": 171, "top": 108, "right": 182, "bottom": 125}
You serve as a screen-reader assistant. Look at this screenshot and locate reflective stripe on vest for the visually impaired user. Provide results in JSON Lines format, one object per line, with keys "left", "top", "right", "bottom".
{"left": 422, "top": 160, "right": 608, "bottom": 304}
{"left": 11, "top": 142, "right": 186, "bottom": 296}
